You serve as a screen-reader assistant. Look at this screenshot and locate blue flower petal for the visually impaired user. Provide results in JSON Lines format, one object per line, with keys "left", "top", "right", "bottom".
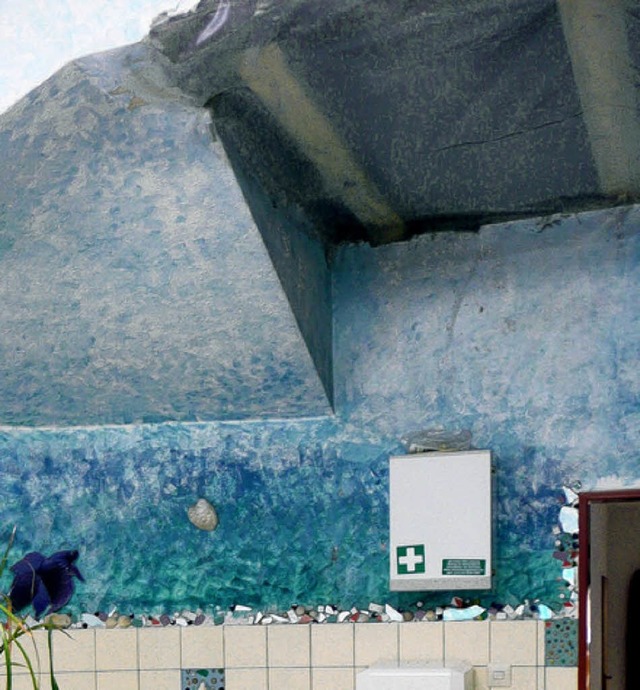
{"left": 31, "top": 579, "right": 51, "bottom": 619}
{"left": 9, "top": 572, "right": 40, "bottom": 612}
{"left": 38, "top": 550, "right": 82, "bottom": 612}
{"left": 10, "top": 552, "right": 45, "bottom": 575}
{"left": 9, "top": 553, "right": 46, "bottom": 612}
{"left": 70, "top": 565, "right": 85, "bottom": 583}
{"left": 9, "top": 550, "right": 82, "bottom": 616}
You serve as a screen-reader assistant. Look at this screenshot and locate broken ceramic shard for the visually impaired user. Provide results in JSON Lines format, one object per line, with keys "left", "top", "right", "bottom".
{"left": 384, "top": 603, "right": 404, "bottom": 622}
{"left": 563, "top": 485, "right": 579, "bottom": 505}
{"left": 442, "top": 604, "right": 485, "bottom": 621}
{"left": 559, "top": 506, "right": 579, "bottom": 534}
{"left": 562, "top": 567, "right": 576, "bottom": 588}
{"left": 535, "top": 603, "right": 554, "bottom": 620}
{"left": 187, "top": 498, "right": 219, "bottom": 531}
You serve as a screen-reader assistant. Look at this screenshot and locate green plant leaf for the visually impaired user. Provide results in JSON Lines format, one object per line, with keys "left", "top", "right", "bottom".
{"left": 47, "top": 629, "right": 59, "bottom": 690}
{"left": 13, "top": 637, "right": 39, "bottom": 689}
{"left": 0, "top": 526, "right": 16, "bottom": 580}
{"left": 2, "top": 621, "right": 13, "bottom": 690}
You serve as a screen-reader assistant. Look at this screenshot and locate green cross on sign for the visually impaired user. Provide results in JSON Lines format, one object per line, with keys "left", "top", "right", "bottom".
{"left": 396, "top": 544, "right": 425, "bottom": 574}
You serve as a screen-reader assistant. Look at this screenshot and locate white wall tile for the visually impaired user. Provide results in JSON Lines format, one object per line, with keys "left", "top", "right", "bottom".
{"left": 50, "top": 672, "right": 97, "bottom": 690}
{"left": 490, "top": 621, "right": 538, "bottom": 665}
{"left": 473, "top": 666, "right": 489, "bottom": 690}
{"left": 511, "top": 666, "right": 538, "bottom": 690}
{"left": 10, "top": 630, "right": 49, "bottom": 675}
{"left": 139, "top": 669, "right": 181, "bottom": 690}
{"left": 311, "top": 624, "right": 354, "bottom": 667}
{"left": 10, "top": 675, "right": 54, "bottom": 690}
{"left": 224, "top": 625, "right": 267, "bottom": 668}
{"left": 444, "top": 621, "right": 489, "bottom": 665}
{"left": 269, "top": 667, "right": 311, "bottom": 690}
{"left": 537, "top": 621, "right": 546, "bottom": 666}
{"left": 225, "top": 667, "right": 268, "bottom": 690}
{"left": 0, "top": 620, "right": 578, "bottom": 690}
{"left": 484, "top": 666, "right": 539, "bottom": 690}
{"left": 313, "top": 667, "right": 355, "bottom": 690}
{"left": 95, "top": 629, "right": 138, "bottom": 671}
{"left": 96, "top": 670, "right": 139, "bottom": 690}
{"left": 51, "top": 629, "right": 96, "bottom": 673}
{"left": 268, "top": 625, "right": 311, "bottom": 667}
{"left": 138, "top": 627, "right": 181, "bottom": 670}
{"left": 181, "top": 625, "right": 224, "bottom": 668}
{"left": 354, "top": 623, "right": 398, "bottom": 667}
{"left": 545, "top": 666, "right": 577, "bottom": 690}
{"left": 398, "top": 622, "right": 444, "bottom": 664}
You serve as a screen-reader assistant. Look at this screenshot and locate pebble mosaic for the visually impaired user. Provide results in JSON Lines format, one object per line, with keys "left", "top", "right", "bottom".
{"left": 181, "top": 668, "right": 225, "bottom": 689}
{"left": 544, "top": 618, "right": 579, "bottom": 667}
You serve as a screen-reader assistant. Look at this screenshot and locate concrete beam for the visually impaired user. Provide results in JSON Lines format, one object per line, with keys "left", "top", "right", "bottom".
{"left": 557, "top": 0, "right": 640, "bottom": 195}
{"left": 240, "top": 43, "right": 405, "bottom": 244}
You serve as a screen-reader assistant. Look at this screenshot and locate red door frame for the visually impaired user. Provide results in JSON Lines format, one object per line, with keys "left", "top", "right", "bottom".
{"left": 578, "top": 489, "right": 640, "bottom": 690}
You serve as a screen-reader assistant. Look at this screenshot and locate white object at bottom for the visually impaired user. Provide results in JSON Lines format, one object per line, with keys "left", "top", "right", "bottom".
{"left": 356, "top": 664, "right": 473, "bottom": 690}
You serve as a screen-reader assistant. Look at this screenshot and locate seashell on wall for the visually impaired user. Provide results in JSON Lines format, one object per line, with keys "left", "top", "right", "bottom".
{"left": 187, "top": 498, "right": 219, "bottom": 531}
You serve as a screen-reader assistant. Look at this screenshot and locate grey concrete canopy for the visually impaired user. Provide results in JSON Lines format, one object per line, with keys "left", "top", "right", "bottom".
{"left": 150, "top": 0, "right": 640, "bottom": 246}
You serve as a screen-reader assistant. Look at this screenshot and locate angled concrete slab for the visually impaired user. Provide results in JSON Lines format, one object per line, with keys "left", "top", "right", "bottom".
{"left": 0, "top": 44, "right": 331, "bottom": 425}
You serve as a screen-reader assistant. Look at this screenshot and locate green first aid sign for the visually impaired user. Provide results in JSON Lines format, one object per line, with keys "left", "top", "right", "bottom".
{"left": 396, "top": 544, "right": 426, "bottom": 574}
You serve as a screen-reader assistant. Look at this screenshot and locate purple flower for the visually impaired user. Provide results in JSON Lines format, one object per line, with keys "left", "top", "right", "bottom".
{"left": 9, "top": 550, "right": 84, "bottom": 618}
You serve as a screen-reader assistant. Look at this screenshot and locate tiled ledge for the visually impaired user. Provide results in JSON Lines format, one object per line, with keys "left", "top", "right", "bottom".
{"left": 1, "top": 620, "right": 577, "bottom": 690}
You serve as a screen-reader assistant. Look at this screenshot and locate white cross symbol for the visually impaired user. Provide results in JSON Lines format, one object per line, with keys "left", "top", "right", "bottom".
{"left": 399, "top": 547, "right": 424, "bottom": 572}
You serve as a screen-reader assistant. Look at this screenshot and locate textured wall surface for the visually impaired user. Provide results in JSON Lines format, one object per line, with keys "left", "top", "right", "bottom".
{"left": 0, "top": 45, "right": 330, "bottom": 425}
{"left": 334, "top": 205, "right": 640, "bottom": 600}
{"left": 0, "top": 420, "right": 399, "bottom": 614}
{"left": 1, "top": 205, "right": 638, "bottom": 614}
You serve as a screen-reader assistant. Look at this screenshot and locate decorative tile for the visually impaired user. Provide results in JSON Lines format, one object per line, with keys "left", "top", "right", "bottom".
{"left": 544, "top": 618, "right": 578, "bottom": 666}
{"left": 181, "top": 668, "right": 225, "bottom": 689}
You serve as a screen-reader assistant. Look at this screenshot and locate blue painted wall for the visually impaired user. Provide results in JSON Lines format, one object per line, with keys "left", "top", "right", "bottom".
{"left": 1, "top": 205, "right": 638, "bottom": 615}
{"left": 0, "top": 45, "right": 331, "bottom": 426}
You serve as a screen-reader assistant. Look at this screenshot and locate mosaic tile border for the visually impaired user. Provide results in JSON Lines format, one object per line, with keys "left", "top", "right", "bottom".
{"left": 544, "top": 618, "right": 578, "bottom": 667}
{"left": 181, "top": 668, "right": 225, "bottom": 689}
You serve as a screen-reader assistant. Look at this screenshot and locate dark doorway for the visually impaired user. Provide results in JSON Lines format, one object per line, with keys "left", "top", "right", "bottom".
{"left": 579, "top": 490, "right": 640, "bottom": 690}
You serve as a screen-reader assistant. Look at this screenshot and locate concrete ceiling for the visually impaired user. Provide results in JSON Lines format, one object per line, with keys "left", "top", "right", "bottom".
{"left": 149, "top": 0, "right": 640, "bottom": 247}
